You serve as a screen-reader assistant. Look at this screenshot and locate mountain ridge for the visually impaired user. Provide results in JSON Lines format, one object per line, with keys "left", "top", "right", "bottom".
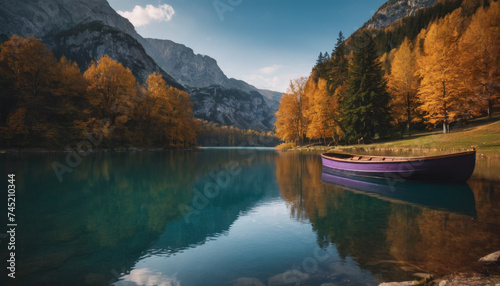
{"left": 0, "top": 0, "right": 279, "bottom": 131}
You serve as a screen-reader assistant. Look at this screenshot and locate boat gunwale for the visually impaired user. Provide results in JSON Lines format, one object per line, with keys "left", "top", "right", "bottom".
{"left": 321, "top": 150, "right": 476, "bottom": 164}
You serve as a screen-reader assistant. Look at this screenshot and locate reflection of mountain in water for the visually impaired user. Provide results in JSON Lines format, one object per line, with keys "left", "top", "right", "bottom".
{"left": 150, "top": 162, "right": 280, "bottom": 254}
{"left": 275, "top": 151, "right": 500, "bottom": 280}
{"left": 1, "top": 150, "right": 278, "bottom": 285}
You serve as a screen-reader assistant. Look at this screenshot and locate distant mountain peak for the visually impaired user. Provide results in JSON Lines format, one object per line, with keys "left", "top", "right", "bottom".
{"left": 145, "top": 38, "right": 229, "bottom": 89}
{"left": 364, "top": 0, "right": 437, "bottom": 29}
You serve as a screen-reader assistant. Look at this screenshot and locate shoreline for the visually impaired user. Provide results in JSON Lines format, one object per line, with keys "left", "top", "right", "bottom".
{"left": 278, "top": 119, "right": 500, "bottom": 158}
{"left": 380, "top": 251, "right": 500, "bottom": 285}
{"left": 380, "top": 272, "right": 500, "bottom": 286}
{"left": 283, "top": 145, "right": 500, "bottom": 159}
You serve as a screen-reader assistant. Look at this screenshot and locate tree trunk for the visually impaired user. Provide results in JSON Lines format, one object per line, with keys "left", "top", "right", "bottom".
{"left": 406, "top": 92, "right": 411, "bottom": 137}
{"left": 442, "top": 81, "right": 449, "bottom": 134}
{"left": 488, "top": 99, "right": 493, "bottom": 119}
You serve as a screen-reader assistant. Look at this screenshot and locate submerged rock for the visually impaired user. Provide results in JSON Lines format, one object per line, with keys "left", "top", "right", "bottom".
{"left": 379, "top": 281, "right": 416, "bottom": 286}
{"left": 413, "top": 273, "right": 433, "bottom": 280}
{"left": 267, "top": 270, "right": 309, "bottom": 286}
{"left": 479, "top": 251, "right": 500, "bottom": 263}
{"left": 233, "top": 277, "right": 265, "bottom": 286}
{"left": 433, "top": 273, "right": 493, "bottom": 286}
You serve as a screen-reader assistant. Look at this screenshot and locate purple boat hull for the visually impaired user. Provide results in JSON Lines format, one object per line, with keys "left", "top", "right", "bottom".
{"left": 321, "top": 150, "right": 476, "bottom": 182}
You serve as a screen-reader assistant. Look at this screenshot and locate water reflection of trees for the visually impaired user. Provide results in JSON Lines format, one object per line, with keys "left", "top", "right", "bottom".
{"left": 276, "top": 151, "right": 500, "bottom": 281}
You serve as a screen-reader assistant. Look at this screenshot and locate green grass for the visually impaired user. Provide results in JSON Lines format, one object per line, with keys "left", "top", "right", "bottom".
{"left": 335, "top": 120, "right": 500, "bottom": 157}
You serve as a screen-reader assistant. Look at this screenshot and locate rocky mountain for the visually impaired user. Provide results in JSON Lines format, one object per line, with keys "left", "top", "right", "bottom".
{"left": 190, "top": 85, "right": 274, "bottom": 131}
{"left": 145, "top": 38, "right": 228, "bottom": 89}
{"left": 0, "top": 0, "right": 182, "bottom": 88}
{"left": 0, "top": 0, "right": 279, "bottom": 131}
{"left": 144, "top": 38, "right": 279, "bottom": 130}
{"left": 258, "top": 89, "right": 283, "bottom": 114}
{"left": 364, "top": 0, "right": 437, "bottom": 29}
{"left": 145, "top": 38, "right": 282, "bottom": 106}
{"left": 145, "top": 38, "right": 260, "bottom": 92}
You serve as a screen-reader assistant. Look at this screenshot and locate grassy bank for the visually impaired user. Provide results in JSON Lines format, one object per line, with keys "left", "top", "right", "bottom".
{"left": 288, "top": 120, "right": 500, "bottom": 158}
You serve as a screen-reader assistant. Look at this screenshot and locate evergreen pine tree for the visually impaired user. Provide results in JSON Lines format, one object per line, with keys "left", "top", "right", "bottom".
{"left": 316, "top": 52, "right": 324, "bottom": 65}
{"left": 341, "top": 33, "right": 391, "bottom": 142}
{"left": 327, "top": 31, "right": 348, "bottom": 93}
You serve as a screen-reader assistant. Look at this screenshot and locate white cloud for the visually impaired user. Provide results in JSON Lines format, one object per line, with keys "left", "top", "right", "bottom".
{"left": 243, "top": 73, "right": 286, "bottom": 92}
{"left": 114, "top": 268, "right": 180, "bottom": 286}
{"left": 239, "top": 65, "right": 285, "bottom": 91}
{"left": 258, "top": 64, "right": 281, "bottom": 75}
{"left": 118, "top": 4, "right": 175, "bottom": 27}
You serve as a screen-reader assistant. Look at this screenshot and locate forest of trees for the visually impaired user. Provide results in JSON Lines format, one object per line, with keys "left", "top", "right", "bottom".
{"left": 275, "top": 0, "right": 498, "bottom": 145}
{"left": 197, "top": 120, "right": 278, "bottom": 146}
{"left": 0, "top": 35, "right": 274, "bottom": 149}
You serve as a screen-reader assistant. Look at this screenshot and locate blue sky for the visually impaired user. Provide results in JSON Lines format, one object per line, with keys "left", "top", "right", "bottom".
{"left": 107, "top": 0, "right": 387, "bottom": 92}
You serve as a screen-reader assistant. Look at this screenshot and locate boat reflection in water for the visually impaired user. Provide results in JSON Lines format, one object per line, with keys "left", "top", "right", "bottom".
{"left": 321, "top": 168, "right": 476, "bottom": 217}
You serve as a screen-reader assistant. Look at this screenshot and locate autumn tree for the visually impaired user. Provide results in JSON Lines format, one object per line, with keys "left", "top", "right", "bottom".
{"left": 341, "top": 33, "right": 391, "bottom": 142}
{"left": 0, "top": 35, "right": 58, "bottom": 144}
{"left": 165, "top": 86, "right": 197, "bottom": 147}
{"left": 275, "top": 77, "right": 308, "bottom": 143}
{"left": 51, "top": 56, "right": 89, "bottom": 123}
{"left": 305, "top": 78, "right": 343, "bottom": 144}
{"left": 0, "top": 35, "right": 57, "bottom": 100}
{"left": 83, "top": 55, "right": 139, "bottom": 143}
{"left": 459, "top": 1, "right": 499, "bottom": 118}
{"left": 0, "top": 35, "right": 87, "bottom": 146}
{"left": 138, "top": 72, "right": 196, "bottom": 148}
{"left": 417, "top": 9, "right": 467, "bottom": 133}
{"left": 387, "top": 37, "right": 420, "bottom": 136}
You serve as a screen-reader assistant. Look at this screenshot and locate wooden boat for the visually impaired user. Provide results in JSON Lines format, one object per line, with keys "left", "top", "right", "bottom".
{"left": 321, "top": 150, "right": 476, "bottom": 182}
{"left": 321, "top": 169, "right": 476, "bottom": 216}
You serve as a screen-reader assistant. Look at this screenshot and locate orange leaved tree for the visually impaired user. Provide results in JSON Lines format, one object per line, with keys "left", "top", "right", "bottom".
{"left": 459, "top": 1, "right": 499, "bottom": 119}
{"left": 417, "top": 9, "right": 466, "bottom": 133}
{"left": 275, "top": 77, "right": 308, "bottom": 144}
{"left": 387, "top": 37, "right": 420, "bottom": 136}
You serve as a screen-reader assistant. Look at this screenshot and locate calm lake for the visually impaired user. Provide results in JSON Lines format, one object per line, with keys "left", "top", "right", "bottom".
{"left": 1, "top": 148, "right": 499, "bottom": 286}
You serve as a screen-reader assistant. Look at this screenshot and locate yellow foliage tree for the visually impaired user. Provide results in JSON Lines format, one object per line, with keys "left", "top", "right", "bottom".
{"left": 275, "top": 77, "right": 308, "bottom": 143}
{"left": 387, "top": 37, "right": 420, "bottom": 136}
{"left": 305, "top": 78, "right": 343, "bottom": 144}
{"left": 83, "top": 55, "right": 138, "bottom": 141}
{"left": 166, "top": 86, "right": 197, "bottom": 147}
{"left": 417, "top": 9, "right": 466, "bottom": 133}
{"left": 459, "top": 1, "right": 499, "bottom": 118}
{"left": 0, "top": 35, "right": 88, "bottom": 146}
{"left": 0, "top": 35, "right": 57, "bottom": 100}
{"left": 143, "top": 72, "right": 196, "bottom": 148}
{"left": 54, "top": 56, "right": 88, "bottom": 117}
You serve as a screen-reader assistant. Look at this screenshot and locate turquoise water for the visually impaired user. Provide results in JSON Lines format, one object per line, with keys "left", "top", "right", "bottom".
{"left": 0, "top": 149, "right": 499, "bottom": 285}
